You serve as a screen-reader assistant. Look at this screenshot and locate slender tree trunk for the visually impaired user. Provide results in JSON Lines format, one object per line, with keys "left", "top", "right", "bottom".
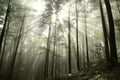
{"left": 99, "top": 0, "right": 110, "bottom": 63}
{"left": 44, "top": 17, "right": 52, "bottom": 79}
{"left": 51, "top": 14, "right": 57, "bottom": 77}
{"left": 84, "top": 0, "right": 89, "bottom": 67}
{"left": 75, "top": 0, "right": 80, "bottom": 71}
{"left": 65, "top": 41, "right": 68, "bottom": 74}
{"left": 68, "top": 2, "right": 71, "bottom": 74}
{"left": 0, "top": 16, "right": 11, "bottom": 69}
{"left": 0, "top": 0, "right": 12, "bottom": 57}
{"left": 9, "top": 16, "right": 25, "bottom": 80}
{"left": 58, "top": 43, "right": 61, "bottom": 77}
{"left": 104, "top": 0, "right": 118, "bottom": 65}
{"left": 82, "top": 37, "right": 85, "bottom": 68}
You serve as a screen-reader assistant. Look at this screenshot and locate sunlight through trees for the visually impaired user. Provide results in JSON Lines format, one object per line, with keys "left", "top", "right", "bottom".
{"left": 0, "top": 0, "right": 120, "bottom": 80}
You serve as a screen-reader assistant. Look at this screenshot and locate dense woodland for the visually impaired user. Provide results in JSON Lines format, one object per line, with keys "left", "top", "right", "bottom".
{"left": 0, "top": 0, "right": 120, "bottom": 80}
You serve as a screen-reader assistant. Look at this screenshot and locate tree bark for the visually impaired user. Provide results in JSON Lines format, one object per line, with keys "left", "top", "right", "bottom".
{"left": 104, "top": 0, "right": 118, "bottom": 66}
{"left": 68, "top": 2, "right": 71, "bottom": 74}
{"left": 51, "top": 13, "right": 57, "bottom": 77}
{"left": 99, "top": 0, "right": 110, "bottom": 63}
{"left": 0, "top": 0, "right": 12, "bottom": 58}
{"left": 75, "top": 0, "right": 80, "bottom": 71}
{"left": 84, "top": 0, "right": 89, "bottom": 67}
{"left": 0, "top": 15, "right": 11, "bottom": 69}
{"left": 9, "top": 15, "right": 25, "bottom": 80}
{"left": 44, "top": 16, "right": 52, "bottom": 79}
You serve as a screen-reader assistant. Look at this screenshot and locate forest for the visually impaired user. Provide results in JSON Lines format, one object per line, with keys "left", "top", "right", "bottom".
{"left": 0, "top": 0, "right": 120, "bottom": 80}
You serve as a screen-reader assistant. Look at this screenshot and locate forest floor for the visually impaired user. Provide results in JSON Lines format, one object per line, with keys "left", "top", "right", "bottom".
{"left": 48, "top": 61, "right": 120, "bottom": 80}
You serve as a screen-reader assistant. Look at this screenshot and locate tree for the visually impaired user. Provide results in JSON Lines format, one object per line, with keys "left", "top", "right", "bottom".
{"left": 51, "top": 13, "right": 57, "bottom": 77}
{"left": 9, "top": 14, "right": 25, "bottom": 80}
{"left": 99, "top": 0, "right": 110, "bottom": 64}
{"left": 0, "top": 14, "right": 11, "bottom": 69}
{"left": 0, "top": 0, "right": 12, "bottom": 59}
{"left": 84, "top": 0, "right": 89, "bottom": 67}
{"left": 68, "top": 1, "right": 72, "bottom": 74}
{"left": 104, "top": 0, "right": 118, "bottom": 65}
{"left": 75, "top": 0, "right": 80, "bottom": 71}
{"left": 44, "top": 15, "right": 52, "bottom": 80}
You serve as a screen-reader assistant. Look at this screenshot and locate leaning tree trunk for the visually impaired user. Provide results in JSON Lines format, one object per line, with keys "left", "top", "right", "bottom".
{"left": 9, "top": 15, "right": 25, "bottom": 80}
{"left": 104, "top": 0, "right": 118, "bottom": 66}
{"left": 0, "top": 0, "right": 12, "bottom": 59}
{"left": 0, "top": 15, "right": 11, "bottom": 69}
{"left": 99, "top": 0, "right": 110, "bottom": 64}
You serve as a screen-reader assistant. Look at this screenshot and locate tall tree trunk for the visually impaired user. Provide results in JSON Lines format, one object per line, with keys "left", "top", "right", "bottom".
{"left": 99, "top": 0, "right": 110, "bottom": 63}
{"left": 0, "top": 16, "right": 11, "bottom": 69}
{"left": 68, "top": 2, "right": 71, "bottom": 74}
{"left": 58, "top": 43, "right": 61, "bottom": 77}
{"left": 0, "top": 0, "right": 12, "bottom": 57}
{"left": 9, "top": 16, "right": 25, "bottom": 80}
{"left": 75, "top": 0, "right": 80, "bottom": 71}
{"left": 84, "top": 0, "right": 89, "bottom": 67}
{"left": 44, "top": 17, "right": 51, "bottom": 79}
{"left": 65, "top": 41, "right": 68, "bottom": 74}
{"left": 51, "top": 14, "right": 57, "bottom": 77}
{"left": 104, "top": 0, "right": 118, "bottom": 65}
{"left": 82, "top": 35, "right": 85, "bottom": 68}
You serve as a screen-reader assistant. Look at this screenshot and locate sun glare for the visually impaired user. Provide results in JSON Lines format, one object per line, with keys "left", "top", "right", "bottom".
{"left": 58, "top": 4, "right": 69, "bottom": 24}
{"left": 0, "top": 25, "right": 3, "bottom": 28}
{"left": 32, "top": 0, "right": 46, "bottom": 15}
{"left": 52, "top": 13, "right": 56, "bottom": 23}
